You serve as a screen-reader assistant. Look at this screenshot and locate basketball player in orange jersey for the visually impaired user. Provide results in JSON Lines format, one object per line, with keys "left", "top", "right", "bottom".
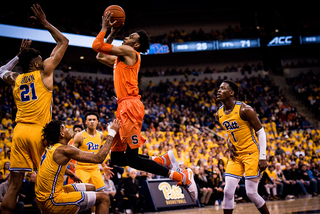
{"left": 92, "top": 11, "right": 197, "bottom": 201}
{"left": 215, "top": 80, "right": 270, "bottom": 214}
{"left": 0, "top": 4, "right": 69, "bottom": 214}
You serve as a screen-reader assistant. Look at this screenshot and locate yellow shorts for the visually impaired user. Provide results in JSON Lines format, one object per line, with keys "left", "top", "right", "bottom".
{"left": 225, "top": 151, "right": 260, "bottom": 179}
{"left": 36, "top": 185, "right": 84, "bottom": 214}
{"left": 10, "top": 123, "right": 45, "bottom": 171}
{"left": 75, "top": 166, "right": 105, "bottom": 191}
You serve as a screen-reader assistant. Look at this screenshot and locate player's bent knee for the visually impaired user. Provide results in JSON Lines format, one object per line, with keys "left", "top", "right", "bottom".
{"left": 96, "top": 192, "right": 110, "bottom": 205}
{"left": 85, "top": 183, "right": 96, "bottom": 192}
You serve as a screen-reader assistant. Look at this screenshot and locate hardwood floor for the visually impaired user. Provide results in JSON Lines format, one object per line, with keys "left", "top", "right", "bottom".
{"left": 147, "top": 197, "right": 320, "bottom": 214}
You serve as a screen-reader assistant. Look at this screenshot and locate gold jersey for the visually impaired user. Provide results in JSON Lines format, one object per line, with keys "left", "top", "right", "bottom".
{"left": 35, "top": 143, "right": 68, "bottom": 202}
{"left": 76, "top": 130, "right": 102, "bottom": 167}
{"left": 13, "top": 70, "right": 52, "bottom": 126}
{"left": 218, "top": 101, "right": 259, "bottom": 155}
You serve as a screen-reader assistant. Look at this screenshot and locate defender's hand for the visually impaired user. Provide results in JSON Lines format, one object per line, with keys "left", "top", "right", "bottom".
{"left": 18, "top": 39, "right": 32, "bottom": 56}
{"left": 70, "top": 173, "right": 83, "bottom": 183}
{"left": 30, "top": 4, "right": 47, "bottom": 25}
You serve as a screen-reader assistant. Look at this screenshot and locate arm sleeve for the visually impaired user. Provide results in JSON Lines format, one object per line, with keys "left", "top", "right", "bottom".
{"left": 0, "top": 55, "right": 19, "bottom": 79}
{"left": 256, "top": 127, "right": 267, "bottom": 160}
{"left": 0, "top": 56, "right": 19, "bottom": 71}
{"left": 92, "top": 31, "right": 113, "bottom": 55}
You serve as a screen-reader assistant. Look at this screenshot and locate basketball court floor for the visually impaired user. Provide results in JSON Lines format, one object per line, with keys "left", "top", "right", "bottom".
{"left": 149, "top": 197, "right": 320, "bottom": 214}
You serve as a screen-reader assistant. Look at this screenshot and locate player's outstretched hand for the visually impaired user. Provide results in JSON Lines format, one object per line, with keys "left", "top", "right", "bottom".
{"left": 258, "top": 160, "right": 268, "bottom": 172}
{"left": 102, "top": 166, "right": 114, "bottom": 177}
{"left": 109, "top": 118, "right": 121, "bottom": 133}
{"left": 18, "top": 39, "right": 32, "bottom": 56}
{"left": 30, "top": 4, "right": 47, "bottom": 25}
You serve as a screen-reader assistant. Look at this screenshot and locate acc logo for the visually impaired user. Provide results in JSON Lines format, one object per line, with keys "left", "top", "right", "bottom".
{"left": 158, "top": 182, "right": 185, "bottom": 200}
{"left": 131, "top": 135, "right": 138, "bottom": 144}
{"left": 267, "top": 36, "right": 292, "bottom": 46}
{"left": 87, "top": 142, "right": 99, "bottom": 150}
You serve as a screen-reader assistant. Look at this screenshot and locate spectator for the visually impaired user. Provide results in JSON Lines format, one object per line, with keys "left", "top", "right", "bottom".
{"left": 282, "top": 163, "right": 296, "bottom": 198}
{"left": 118, "top": 169, "right": 145, "bottom": 213}
{"left": 194, "top": 166, "right": 213, "bottom": 206}
{"left": 0, "top": 174, "right": 24, "bottom": 214}
{"left": 274, "top": 163, "right": 285, "bottom": 198}
{"left": 103, "top": 173, "right": 118, "bottom": 213}
{"left": 262, "top": 165, "right": 280, "bottom": 200}
{"left": 19, "top": 172, "right": 41, "bottom": 214}
{"left": 275, "top": 143, "right": 285, "bottom": 156}
{"left": 1, "top": 113, "right": 12, "bottom": 129}
{"left": 208, "top": 170, "right": 223, "bottom": 206}
{"left": 298, "top": 164, "right": 318, "bottom": 196}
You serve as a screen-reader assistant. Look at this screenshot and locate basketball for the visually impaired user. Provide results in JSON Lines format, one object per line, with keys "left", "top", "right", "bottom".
{"left": 104, "top": 5, "right": 125, "bottom": 27}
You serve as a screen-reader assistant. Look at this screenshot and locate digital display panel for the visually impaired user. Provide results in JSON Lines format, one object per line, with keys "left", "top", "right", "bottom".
{"left": 300, "top": 35, "right": 320, "bottom": 44}
{"left": 171, "top": 41, "right": 215, "bottom": 53}
{"left": 171, "top": 38, "right": 260, "bottom": 52}
{"left": 216, "top": 38, "right": 260, "bottom": 50}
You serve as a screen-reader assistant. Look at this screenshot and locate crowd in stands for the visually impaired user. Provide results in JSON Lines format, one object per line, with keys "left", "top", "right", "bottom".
{"left": 141, "top": 62, "right": 264, "bottom": 77}
{"left": 283, "top": 60, "right": 320, "bottom": 69}
{"left": 0, "top": 67, "right": 320, "bottom": 212}
{"left": 286, "top": 71, "right": 320, "bottom": 121}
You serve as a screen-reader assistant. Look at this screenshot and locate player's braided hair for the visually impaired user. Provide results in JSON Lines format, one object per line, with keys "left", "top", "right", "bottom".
{"left": 136, "top": 30, "right": 150, "bottom": 53}
{"left": 42, "top": 120, "right": 62, "bottom": 147}
{"left": 19, "top": 48, "right": 41, "bottom": 73}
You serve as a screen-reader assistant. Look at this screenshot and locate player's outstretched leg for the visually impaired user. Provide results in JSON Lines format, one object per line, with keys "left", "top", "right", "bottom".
{"left": 153, "top": 150, "right": 181, "bottom": 172}
{"left": 125, "top": 147, "right": 197, "bottom": 201}
{"left": 168, "top": 168, "right": 198, "bottom": 202}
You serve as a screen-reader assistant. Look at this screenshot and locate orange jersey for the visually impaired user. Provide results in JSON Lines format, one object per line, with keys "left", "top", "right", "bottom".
{"left": 113, "top": 51, "right": 141, "bottom": 100}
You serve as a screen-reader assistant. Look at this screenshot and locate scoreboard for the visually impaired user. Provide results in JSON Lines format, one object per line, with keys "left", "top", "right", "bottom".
{"left": 171, "top": 38, "right": 260, "bottom": 53}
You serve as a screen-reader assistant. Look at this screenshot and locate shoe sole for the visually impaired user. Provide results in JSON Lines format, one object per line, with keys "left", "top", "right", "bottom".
{"left": 168, "top": 150, "right": 181, "bottom": 172}
{"left": 183, "top": 168, "right": 197, "bottom": 202}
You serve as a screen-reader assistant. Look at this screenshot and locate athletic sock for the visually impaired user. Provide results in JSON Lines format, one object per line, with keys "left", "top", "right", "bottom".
{"left": 169, "top": 171, "right": 183, "bottom": 183}
{"left": 153, "top": 156, "right": 165, "bottom": 166}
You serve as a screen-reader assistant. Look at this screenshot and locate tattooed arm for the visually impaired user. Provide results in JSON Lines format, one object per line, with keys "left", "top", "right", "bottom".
{"left": 54, "top": 119, "right": 121, "bottom": 165}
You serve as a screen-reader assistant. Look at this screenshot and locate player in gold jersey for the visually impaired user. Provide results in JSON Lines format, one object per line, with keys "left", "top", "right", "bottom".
{"left": 72, "top": 112, "right": 109, "bottom": 192}
{"left": 215, "top": 80, "right": 270, "bottom": 214}
{"left": 0, "top": 4, "right": 69, "bottom": 214}
{"left": 36, "top": 119, "right": 121, "bottom": 214}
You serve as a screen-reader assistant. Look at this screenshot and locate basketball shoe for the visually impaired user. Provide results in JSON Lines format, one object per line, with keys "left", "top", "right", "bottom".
{"left": 154, "top": 150, "right": 181, "bottom": 172}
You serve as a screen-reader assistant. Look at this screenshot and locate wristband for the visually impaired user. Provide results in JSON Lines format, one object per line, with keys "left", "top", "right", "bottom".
{"left": 107, "top": 125, "right": 117, "bottom": 137}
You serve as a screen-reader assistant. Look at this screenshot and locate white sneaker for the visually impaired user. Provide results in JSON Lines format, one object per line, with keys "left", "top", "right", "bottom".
{"left": 159, "top": 150, "right": 181, "bottom": 172}
{"left": 179, "top": 168, "right": 198, "bottom": 202}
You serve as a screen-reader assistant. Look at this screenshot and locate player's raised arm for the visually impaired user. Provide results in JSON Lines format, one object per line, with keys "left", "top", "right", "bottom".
{"left": 0, "top": 39, "right": 32, "bottom": 85}
{"left": 92, "top": 12, "right": 135, "bottom": 60}
{"left": 30, "top": 4, "right": 69, "bottom": 76}
{"left": 95, "top": 19, "right": 124, "bottom": 67}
